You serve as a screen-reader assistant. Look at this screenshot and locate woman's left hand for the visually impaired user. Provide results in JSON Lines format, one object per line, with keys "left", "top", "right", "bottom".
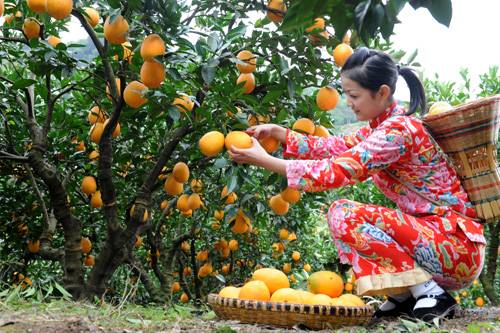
{"left": 229, "top": 137, "right": 269, "bottom": 167}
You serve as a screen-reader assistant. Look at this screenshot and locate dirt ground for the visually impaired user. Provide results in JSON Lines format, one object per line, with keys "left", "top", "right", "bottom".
{"left": 0, "top": 302, "right": 498, "bottom": 333}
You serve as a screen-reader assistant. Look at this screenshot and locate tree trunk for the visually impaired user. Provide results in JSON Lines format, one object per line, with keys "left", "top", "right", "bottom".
{"left": 480, "top": 220, "right": 499, "bottom": 305}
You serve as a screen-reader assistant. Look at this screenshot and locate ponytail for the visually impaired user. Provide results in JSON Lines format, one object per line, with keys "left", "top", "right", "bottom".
{"left": 398, "top": 67, "right": 426, "bottom": 116}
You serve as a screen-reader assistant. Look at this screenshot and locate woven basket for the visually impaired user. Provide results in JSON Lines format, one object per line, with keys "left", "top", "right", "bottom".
{"left": 423, "top": 95, "right": 500, "bottom": 222}
{"left": 207, "top": 294, "right": 373, "bottom": 330}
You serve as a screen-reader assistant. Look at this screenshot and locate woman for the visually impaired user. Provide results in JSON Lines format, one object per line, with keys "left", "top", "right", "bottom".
{"left": 229, "top": 48, "right": 485, "bottom": 321}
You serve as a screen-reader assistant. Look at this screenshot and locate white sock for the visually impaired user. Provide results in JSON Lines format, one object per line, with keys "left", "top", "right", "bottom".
{"left": 379, "top": 292, "right": 411, "bottom": 311}
{"left": 410, "top": 279, "right": 445, "bottom": 309}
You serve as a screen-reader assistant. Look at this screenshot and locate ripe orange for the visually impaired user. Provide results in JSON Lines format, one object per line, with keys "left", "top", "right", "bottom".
{"left": 267, "top": 0, "right": 287, "bottom": 23}
{"left": 190, "top": 179, "right": 203, "bottom": 193}
{"left": 292, "top": 118, "right": 315, "bottom": 135}
{"left": 229, "top": 239, "right": 238, "bottom": 251}
{"left": 90, "top": 122, "right": 104, "bottom": 144}
{"left": 181, "top": 241, "right": 190, "bottom": 253}
{"left": 196, "top": 250, "right": 208, "bottom": 262}
{"left": 176, "top": 194, "right": 190, "bottom": 211}
{"left": 225, "top": 192, "right": 237, "bottom": 205}
{"left": 22, "top": 18, "right": 41, "bottom": 40}
{"left": 124, "top": 81, "right": 148, "bottom": 108}
{"left": 88, "top": 150, "right": 99, "bottom": 160}
{"left": 280, "top": 187, "right": 301, "bottom": 204}
{"left": 287, "top": 232, "right": 297, "bottom": 242}
{"left": 46, "top": 0, "right": 73, "bottom": 20}
{"left": 270, "top": 288, "right": 302, "bottom": 303}
{"left": 90, "top": 191, "right": 103, "bottom": 208}
{"left": 231, "top": 216, "right": 249, "bottom": 234}
{"left": 164, "top": 175, "right": 183, "bottom": 196}
{"left": 309, "top": 30, "right": 330, "bottom": 46}
{"left": 269, "top": 194, "right": 289, "bottom": 215}
{"left": 27, "top": 0, "right": 46, "bottom": 13}
{"left": 475, "top": 296, "right": 484, "bottom": 307}
{"left": 236, "top": 50, "right": 257, "bottom": 74}
{"left": 248, "top": 114, "right": 270, "bottom": 126}
{"left": 75, "top": 141, "right": 85, "bottom": 152}
{"left": 259, "top": 136, "right": 280, "bottom": 153}
{"left": 219, "top": 286, "right": 240, "bottom": 298}
{"left": 140, "top": 60, "right": 165, "bottom": 89}
{"left": 171, "top": 281, "right": 180, "bottom": 293}
{"left": 236, "top": 73, "right": 255, "bottom": 94}
{"left": 180, "top": 292, "right": 189, "bottom": 303}
{"left": 103, "top": 119, "right": 121, "bottom": 138}
{"left": 27, "top": 240, "right": 40, "bottom": 253}
{"left": 104, "top": 15, "right": 129, "bottom": 44}
{"left": 279, "top": 228, "right": 289, "bottom": 240}
{"left": 81, "top": 176, "right": 97, "bottom": 195}
{"left": 313, "top": 125, "right": 330, "bottom": 137}
{"left": 339, "top": 294, "right": 364, "bottom": 306}
{"left": 214, "top": 210, "right": 224, "bottom": 221}
{"left": 239, "top": 280, "right": 271, "bottom": 301}
{"left": 303, "top": 263, "right": 311, "bottom": 272}
{"left": 308, "top": 271, "right": 344, "bottom": 298}
{"left": 106, "top": 78, "right": 121, "bottom": 100}
{"left": 316, "top": 86, "right": 340, "bottom": 111}
{"left": 47, "top": 35, "right": 61, "bottom": 47}
{"left": 88, "top": 106, "right": 106, "bottom": 124}
{"left": 187, "top": 193, "right": 202, "bottom": 210}
{"left": 140, "top": 34, "right": 166, "bottom": 60}
{"left": 333, "top": 43, "right": 354, "bottom": 67}
{"left": 199, "top": 131, "right": 225, "bottom": 157}
{"left": 225, "top": 131, "right": 253, "bottom": 150}
{"left": 173, "top": 95, "right": 194, "bottom": 113}
{"left": 84, "top": 255, "right": 95, "bottom": 267}
{"left": 172, "top": 162, "right": 189, "bottom": 183}
{"left": 292, "top": 251, "right": 300, "bottom": 262}
{"left": 84, "top": 7, "right": 100, "bottom": 27}
{"left": 135, "top": 235, "right": 142, "bottom": 248}
{"left": 160, "top": 199, "right": 168, "bottom": 210}
{"left": 198, "top": 262, "right": 213, "bottom": 278}
{"left": 282, "top": 263, "right": 291, "bottom": 274}
{"left": 310, "top": 294, "right": 332, "bottom": 305}
{"left": 344, "top": 282, "right": 353, "bottom": 293}
{"left": 80, "top": 237, "right": 92, "bottom": 254}
{"left": 305, "top": 17, "right": 325, "bottom": 33}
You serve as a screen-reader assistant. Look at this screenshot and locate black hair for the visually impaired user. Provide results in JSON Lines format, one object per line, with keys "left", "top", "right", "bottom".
{"left": 340, "top": 47, "right": 426, "bottom": 116}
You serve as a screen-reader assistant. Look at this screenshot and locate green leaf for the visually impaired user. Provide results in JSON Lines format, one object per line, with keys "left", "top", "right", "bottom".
{"left": 207, "top": 33, "right": 219, "bottom": 52}
{"left": 227, "top": 174, "right": 238, "bottom": 193}
{"left": 354, "top": 0, "right": 372, "bottom": 35}
{"left": 287, "top": 79, "right": 295, "bottom": 99}
{"left": 201, "top": 65, "right": 217, "bottom": 84}
{"left": 262, "top": 90, "right": 283, "bottom": 104}
{"left": 54, "top": 282, "right": 73, "bottom": 300}
{"left": 409, "top": 0, "right": 452, "bottom": 27}
{"left": 214, "top": 158, "right": 228, "bottom": 169}
{"left": 406, "top": 49, "right": 418, "bottom": 64}
{"left": 12, "top": 79, "right": 36, "bottom": 90}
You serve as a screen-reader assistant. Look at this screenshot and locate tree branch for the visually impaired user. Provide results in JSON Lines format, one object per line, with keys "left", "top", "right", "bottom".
{"left": 0, "top": 151, "right": 29, "bottom": 162}
{"left": 0, "top": 36, "right": 29, "bottom": 45}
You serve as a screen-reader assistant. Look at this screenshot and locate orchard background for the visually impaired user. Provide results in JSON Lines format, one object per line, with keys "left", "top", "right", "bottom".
{"left": 0, "top": 0, "right": 498, "bottom": 330}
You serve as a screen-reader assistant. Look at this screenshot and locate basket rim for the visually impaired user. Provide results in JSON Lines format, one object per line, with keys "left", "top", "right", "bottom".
{"left": 422, "top": 94, "right": 500, "bottom": 122}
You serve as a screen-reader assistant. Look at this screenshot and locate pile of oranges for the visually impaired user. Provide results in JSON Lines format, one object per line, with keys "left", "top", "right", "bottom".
{"left": 218, "top": 268, "right": 365, "bottom": 307}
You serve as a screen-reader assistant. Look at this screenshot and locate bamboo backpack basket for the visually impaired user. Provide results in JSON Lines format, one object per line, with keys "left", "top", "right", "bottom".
{"left": 422, "top": 94, "right": 500, "bottom": 223}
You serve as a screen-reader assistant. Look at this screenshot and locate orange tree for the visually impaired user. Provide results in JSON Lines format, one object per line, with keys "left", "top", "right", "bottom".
{"left": 0, "top": 0, "right": 453, "bottom": 302}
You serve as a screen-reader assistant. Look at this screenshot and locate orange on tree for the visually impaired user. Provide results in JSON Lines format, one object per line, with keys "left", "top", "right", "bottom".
{"left": 316, "top": 86, "right": 340, "bottom": 111}
{"left": 181, "top": 241, "right": 190, "bottom": 253}
{"left": 239, "top": 280, "right": 270, "bottom": 301}
{"left": 196, "top": 250, "right": 208, "bottom": 262}
{"left": 171, "top": 281, "right": 181, "bottom": 293}
{"left": 80, "top": 237, "right": 92, "bottom": 254}
{"left": 198, "top": 262, "right": 213, "bottom": 278}
{"left": 181, "top": 209, "right": 192, "bottom": 217}
{"left": 236, "top": 50, "right": 257, "bottom": 74}
{"left": 259, "top": 136, "right": 280, "bottom": 153}
{"left": 219, "top": 286, "right": 240, "bottom": 298}
{"left": 84, "top": 7, "right": 100, "bottom": 27}
{"left": 333, "top": 43, "right": 354, "bottom": 67}
{"left": 228, "top": 239, "right": 238, "bottom": 251}
{"left": 267, "top": 0, "right": 286, "bottom": 23}
{"left": 305, "top": 17, "right": 325, "bottom": 33}
{"left": 190, "top": 179, "right": 203, "bottom": 193}
{"left": 308, "top": 271, "right": 344, "bottom": 298}
{"left": 46, "top": 0, "right": 73, "bottom": 20}
{"left": 221, "top": 264, "right": 230, "bottom": 275}
{"left": 281, "top": 187, "right": 301, "bottom": 204}
{"left": 140, "top": 34, "right": 166, "bottom": 60}
{"left": 173, "top": 94, "right": 194, "bottom": 113}
{"left": 214, "top": 210, "right": 224, "bottom": 221}
{"left": 84, "top": 255, "right": 95, "bottom": 267}
{"left": 124, "top": 81, "right": 148, "bottom": 108}
{"left": 160, "top": 199, "right": 168, "bottom": 210}
{"left": 90, "top": 191, "right": 103, "bottom": 208}
{"left": 292, "top": 251, "right": 300, "bottom": 262}
{"left": 309, "top": 31, "right": 330, "bottom": 46}
{"left": 211, "top": 222, "right": 220, "bottom": 230}
{"left": 279, "top": 228, "right": 289, "bottom": 240}
{"left": 27, "top": 0, "right": 46, "bottom": 13}
{"left": 287, "top": 232, "right": 297, "bottom": 242}
{"left": 225, "top": 131, "right": 253, "bottom": 150}
{"left": 140, "top": 60, "right": 165, "bottom": 89}
{"left": 47, "top": 35, "right": 61, "bottom": 47}
{"left": 104, "top": 15, "right": 129, "bottom": 44}
{"left": 106, "top": 78, "right": 121, "bottom": 100}
{"left": 88, "top": 106, "right": 106, "bottom": 124}
{"left": 248, "top": 113, "right": 270, "bottom": 126}
{"left": 172, "top": 162, "right": 189, "bottom": 183}
{"left": 187, "top": 193, "right": 202, "bottom": 210}
{"left": 27, "top": 240, "right": 40, "bottom": 253}
{"left": 134, "top": 235, "right": 142, "bottom": 248}
{"left": 88, "top": 150, "right": 99, "bottom": 160}
{"left": 90, "top": 122, "right": 104, "bottom": 143}
{"left": 292, "top": 118, "right": 315, "bottom": 135}
{"left": 475, "top": 296, "right": 484, "bottom": 307}
{"left": 180, "top": 292, "right": 189, "bottom": 302}
{"left": 269, "top": 194, "right": 289, "bottom": 215}
{"left": 231, "top": 215, "right": 249, "bottom": 234}
{"left": 270, "top": 288, "right": 302, "bottom": 303}
{"left": 103, "top": 119, "right": 121, "bottom": 138}
{"left": 75, "top": 141, "right": 85, "bottom": 151}
{"left": 23, "top": 18, "right": 41, "bottom": 40}
{"left": 282, "top": 262, "right": 291, "bottom": 274}
{"left": 303, "top": 263, "right": 311, "bottom": 272}
{"left": 236, "top": 73, "right": 255, "bottom": 94}
{"left": 314, "top": 125, "right": 330, "bottom": 137}
{"left": 225, "top": 192, "right": 237, "bottom": 205}
{"left": 199, "top": 131, "right": 225, "bottom": 157}
{"left": 176, "top": 194, "right": 190, "bottom": 211}
{"left": 81, "top": 176, "right": 97, "bottom": 195}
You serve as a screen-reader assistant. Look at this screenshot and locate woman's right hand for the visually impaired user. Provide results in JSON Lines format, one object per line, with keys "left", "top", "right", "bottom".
{"left": 246, "top": 124, "right": 286, "bottom": 144}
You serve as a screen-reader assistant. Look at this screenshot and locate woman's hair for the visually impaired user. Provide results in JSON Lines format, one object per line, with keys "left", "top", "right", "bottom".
{"left": 340, "top": 47, "right": 426, "bottom": 116}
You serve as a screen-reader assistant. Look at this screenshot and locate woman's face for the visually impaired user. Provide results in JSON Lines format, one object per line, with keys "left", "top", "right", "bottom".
{"left": 340, "top": 75, "right": 390, "bottom": 122}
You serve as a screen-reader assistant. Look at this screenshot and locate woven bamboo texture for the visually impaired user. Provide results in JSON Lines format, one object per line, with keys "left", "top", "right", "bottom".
{"left": 423, "top": 95, "right": 500, "bottom": 222}
{"left": 207, "top": 294, "right": 373, "bottom": 330}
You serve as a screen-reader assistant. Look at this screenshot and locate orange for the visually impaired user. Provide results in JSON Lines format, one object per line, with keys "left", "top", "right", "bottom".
{"left": 248, "top": 114, "right": 270, "bottom": 126}
{"left": 140, "top": 34, "right": 166, "bottom": 60}
{"left": 270, "top": 288, "right": 302, "bottom": 303}
{"left": 305, "top": 17, "right": 325, "bottom": 33}
{"left": 140, "top": 60, "right": 165, "bottom": 88}
{"left": 281, "top": 187, "right": 301, "bottom": 204}
{"left": 292, "top": 118, "right": 315, "bottom": 135}
{"left": 176, "top": 194, "right": 190, "bottom": 211}
{"left": 88, "top": 150, "right": 99, "bottom": 160}
{"left": 135, "top": 235, "right": 142, "bottom": 248}
{"left": 104, "top": 15, "right": 129, "bottom": 44}
{"left": 282, "top": 263, "right": 291, "bottom": 274}
{"left": 295, "top": 290, "right": 315, "bottom": 304}
{"left": 308, "top": 271, "right": 344, "bottom": 298}
{"left": 211, "top": 222, "right": 220, "bottom": 230}
{"left": 171, "top": 281, "right": 180, "bottom": 292}
{"left": 196, "top": 250, "right": 208, "bottom": 262}
{"left": 199, "top": 131, "right": 225, "bottom": 157}
{"left": 333, "top": 43, "right": 354, "bottom": 67}
{"left": 23, "top": 18, "right": 41, "bottom": 40}
{"left": 106, "top": 78, "right": 121, "bottom": 100}
{"left": 219, "top": 286, "right": 240, "bottom": 298}
{"left": 344, "top": 282, "right": 353, "bottom": 292}
{"left": 75, "top": 141, "right": 85, "bottom": 152}
{"left": 236, "top": 50, "right": 256, "bottom": 74}
{"left": 187, "top": 193, "right": 202, "bottom": 210}
{"left": 180, "top": 292, "right": 189, "bottom": 302}
{"left": 475, "top": 296, "right": 484, "bottom": 307}
{"left": 310, "top": 294, "right": 332, "bottom": 305}
{"left": 103, "top": 119, "right": 121, "bottom": 138}
{"left": 252, "top": 268, "right": 290, "bottom": 294}
{"left": 292, "top": 251, "right": 300, "bottom": 262}
{"left": 225, "top": 192, "right": 237, "bottom": 205}
{"left": 259, "top": 136, "right": 280, "bottom": 153}
{"left": 236, "top": 73, "right": 255, "bottom": 94}
{"left": 80, "top": 237, "right": 92, "bottom": 254}
{"left": 27, "top": 240, "right": 40, "bottom": 253}
{"left": 220, "top": 247, "right": 230, "bottom": 258}
{"left": 47, "top": 35, "right": 61, "bottom": 47}
{"left": 164, "top": 175, "right": 183, "bottom": 196}
{"left": 309, "top": 30, "right": 330, "bottom": 46}
{"left": 267, "top": 0, "right": 286, "bottom": 23}
{"left": 279, "top": 228, "right": 289, "bottom": 240}
{"left": 316, "top": 86, "right": 340, "bottom": 111}
{"left": 313, "top": 125, "right": 330, "bottom": 137}
{"left": 124, "top": 81, "right": 148, "bottom": 108}
{"left": 90, "top": 122, "right": 104, "bottom": 143}
{"left": 27, "top": 0, "right": 46, "bottom": 13}
{"left": 81, "top": 176, "right": 97, "bottom": 195}
{"left": 190, "top": 179, "right": 203, "bottom": 193}
{"left": 84, "top": 7, "right": 100, "bottom": 27}
{"left": 173, "top": 94, "right": 194, "bottom": 112}
{"left": 160, "top": 199, "right": 168, "bottom": 210}
{"left": 181, "top": 241, "right": 190, "bottom": 253}
{"left": 303, "top": 263, "right": 311, "bottom": 272}
{"left": 172, "top": 162, "right": 189, "bottom": 183}
{"left": 214, "top": 210, "right": 224, "bottom": 221}
{"left": 224, "top": 131, "right": 253, "bottom": 150}
{"left": 287, "top": 232, "right": 297, "bottom": 242}
{"left": 338, "top": 294, "right": 364, "bottom": 306}
{"left": 90, "top": 191, "right": 103, "bottom": 208}
{"left": 427, "top": 101, "right": 453, "bottom": 116}
{"left": 239, "top": 280, "right": 271, "bottom": 301}
{"left": 231, "top": 216, "right": 249, "bottom": 234}
{"left": 84, "top": 255, "right": 95, "bottom": 267}
{"left": 198, "top": 262, "right": 213, "bottom": 278}
{"left": 228, "top": 239, "right": 238, "bottom": 251}
{"left": 269, "top": 194, "right": 289, "bottom": 215}
{"left": 88, "top": 106, "right": 106, "bottom": 124}
{"left": 46, "top": 0, "right": 73, "bottom": 20}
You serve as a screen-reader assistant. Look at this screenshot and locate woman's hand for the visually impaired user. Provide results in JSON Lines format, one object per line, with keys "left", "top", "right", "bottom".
{"left": 228, "top": 137, "right": 269, "bottom": 167}
{"left": 246, "top": 124, "right": 286, "bottom": 144}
